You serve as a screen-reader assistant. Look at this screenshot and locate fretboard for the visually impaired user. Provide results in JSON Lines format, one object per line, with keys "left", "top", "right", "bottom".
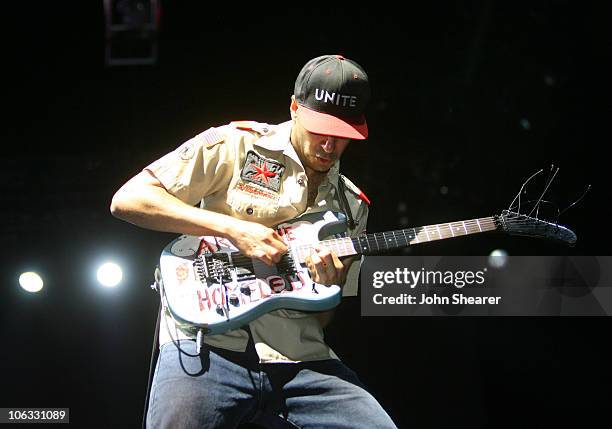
{"left": 292, "top": 216, "right": 499, "bottom": 262}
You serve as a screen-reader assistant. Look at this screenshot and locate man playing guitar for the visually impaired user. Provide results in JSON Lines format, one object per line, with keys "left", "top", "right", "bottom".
{"left": 111, "top": 55, "right": 398, "bottom": 428}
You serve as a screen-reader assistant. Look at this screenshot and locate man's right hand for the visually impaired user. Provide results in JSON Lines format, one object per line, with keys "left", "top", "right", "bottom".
{"left": 111, "top": 170, "right": 288, "bottom": 266}
{"left": 229, "top": 219, "right": 288, "bottom": 266}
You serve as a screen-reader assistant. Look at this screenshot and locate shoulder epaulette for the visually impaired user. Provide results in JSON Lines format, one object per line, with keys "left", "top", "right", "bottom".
{"left": 230, "top": 121, "right": 271, "bottom": 136}
{"left": 340, "top": 174, "right": 371, "bottom": 206}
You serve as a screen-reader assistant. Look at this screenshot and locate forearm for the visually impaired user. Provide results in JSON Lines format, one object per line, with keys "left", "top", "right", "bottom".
{"left": 110, "top": 171, "right": 287, "bottom": 265}
{"left": 110, "top": 173, "right": 237, "bottom": 238}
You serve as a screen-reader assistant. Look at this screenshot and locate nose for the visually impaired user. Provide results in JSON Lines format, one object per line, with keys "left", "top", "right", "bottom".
{"left": 321, "top": 138, "right": 336, "bottom": 153}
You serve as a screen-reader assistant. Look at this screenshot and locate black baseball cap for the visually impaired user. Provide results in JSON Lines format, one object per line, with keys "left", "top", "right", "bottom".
{"left": 294, "top": 54, "right": 370, "bottom": 140}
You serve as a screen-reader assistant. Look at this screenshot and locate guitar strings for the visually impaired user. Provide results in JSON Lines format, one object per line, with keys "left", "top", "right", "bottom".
{"left": 292, "top": 219, "right": 499, "bottom": 251}
{"left": 213, "top": 217, "right": 570, "bottom": 265}
{"left": 288, "top": 217, "right": 570, "bottom": 256}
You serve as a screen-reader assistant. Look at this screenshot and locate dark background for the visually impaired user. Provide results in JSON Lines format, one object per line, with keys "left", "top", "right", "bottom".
{"left": 2, "top": 1, "right": 610, "bottom": 428}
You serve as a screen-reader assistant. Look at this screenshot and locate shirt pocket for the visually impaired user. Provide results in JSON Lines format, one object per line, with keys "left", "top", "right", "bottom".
{"left": 226, "top": 179, "right": 280, "bottom": 221}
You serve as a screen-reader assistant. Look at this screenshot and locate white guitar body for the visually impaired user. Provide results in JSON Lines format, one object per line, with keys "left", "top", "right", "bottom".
{"left": 157, "top": 206, "right": 577, "bottom": 337}
{"left": 158, "top": 211, "right": 349, "bottom": 336}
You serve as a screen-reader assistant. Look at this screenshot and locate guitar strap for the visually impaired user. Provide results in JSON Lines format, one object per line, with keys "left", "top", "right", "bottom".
{"left": 337, "top": 174, "right": 356, "bottom": 231}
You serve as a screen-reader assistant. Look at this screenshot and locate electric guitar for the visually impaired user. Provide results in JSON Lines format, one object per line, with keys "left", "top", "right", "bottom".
{"left": 157, "top": 210, "right": 576, "bottom": 336}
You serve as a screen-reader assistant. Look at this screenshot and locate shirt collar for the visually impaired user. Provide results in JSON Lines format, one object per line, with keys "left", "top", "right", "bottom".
{"left": 253, "top": 120, "right": 340, "bottom": 184}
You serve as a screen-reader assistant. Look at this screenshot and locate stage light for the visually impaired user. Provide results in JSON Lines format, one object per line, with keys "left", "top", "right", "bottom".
{"left": 97, "top": 262, "right": 123, "bottom": 287}
{"left": 19, "top": 272, "right": 44, "bottom": 293}
{"left": 488, "top": 249, "right": 508, "bottom": 268}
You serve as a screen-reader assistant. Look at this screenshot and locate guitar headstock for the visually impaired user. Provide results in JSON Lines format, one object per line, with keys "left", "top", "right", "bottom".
{"left": 497, "top": 210, "right": 577, "bottom": 246}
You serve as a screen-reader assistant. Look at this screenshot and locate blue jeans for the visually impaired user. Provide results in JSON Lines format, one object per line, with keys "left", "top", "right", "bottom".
{"left": 146, "top": 339, "right": 398, "bottom": 428}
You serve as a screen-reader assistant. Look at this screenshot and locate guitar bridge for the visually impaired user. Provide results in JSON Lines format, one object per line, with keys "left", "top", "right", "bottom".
{"left": 194, "top": 251, "right": 299, "bottom": 285}
{"left": 195, "top": 252, "right": 254, "bottom": 284}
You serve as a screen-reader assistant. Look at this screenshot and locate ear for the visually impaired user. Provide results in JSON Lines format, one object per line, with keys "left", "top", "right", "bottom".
{"left": 289, "top": 95, "right": 298, "bottom": 120}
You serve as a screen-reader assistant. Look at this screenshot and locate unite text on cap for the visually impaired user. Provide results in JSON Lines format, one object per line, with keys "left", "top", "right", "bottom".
{"left": 315, "top": 89, "right": 357, "bottom": 107}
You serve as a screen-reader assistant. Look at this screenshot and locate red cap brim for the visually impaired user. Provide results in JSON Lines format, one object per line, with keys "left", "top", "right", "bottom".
{"left": 297, "top": 105, "right": 368, "bottom": 140}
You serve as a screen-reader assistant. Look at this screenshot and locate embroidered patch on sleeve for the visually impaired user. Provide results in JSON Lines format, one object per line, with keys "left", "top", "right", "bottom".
{"left": 177, "top": 141, "right": 196, "bottom": 160}
{"left": 240, "top": 150, "right": 285, "bottom": 192}
{"left": 201, "top": 127, "right": 225, "bottom": 149}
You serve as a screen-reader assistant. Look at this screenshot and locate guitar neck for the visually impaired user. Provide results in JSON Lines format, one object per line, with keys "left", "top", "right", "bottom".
{"left": 292, "top": 216, "right": 499, "bottom": 262}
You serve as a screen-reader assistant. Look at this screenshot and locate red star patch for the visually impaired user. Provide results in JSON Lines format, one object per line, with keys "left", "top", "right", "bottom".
{"left": 251, "top": 161, "right": 277, "bottom": 184}
{"left": 240, "top": 150, "right": 285, "bottom": 192}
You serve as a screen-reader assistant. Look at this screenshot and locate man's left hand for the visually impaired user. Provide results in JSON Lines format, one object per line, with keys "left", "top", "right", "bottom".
{"left": 304, "top": 245, "right": 348, "bottom": 286}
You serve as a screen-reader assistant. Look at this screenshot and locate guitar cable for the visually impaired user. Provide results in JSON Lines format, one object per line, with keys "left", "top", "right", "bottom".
{"left": 141, "top": 299, "right": 161, "bottom": 429}
{"left": 142, "top": 266, "right": 204, "bottom": 428}
{"left": 159, "top": 269, "right": 202, "bottom": 358}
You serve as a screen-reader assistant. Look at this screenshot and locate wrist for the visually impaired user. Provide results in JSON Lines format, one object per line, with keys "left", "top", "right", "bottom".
{"left": 186, "top": 207, "right": 241, "bottom": 239}
{"left": 215, "top": 214, "right": 243, "bottom": 240}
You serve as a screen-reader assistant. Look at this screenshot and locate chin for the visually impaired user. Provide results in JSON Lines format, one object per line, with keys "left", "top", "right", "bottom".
{"left": 307, "top": 161, "right": 332, "bottom": 173}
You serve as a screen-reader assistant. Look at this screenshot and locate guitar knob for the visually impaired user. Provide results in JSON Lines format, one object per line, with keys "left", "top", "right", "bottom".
{"left": 215, "top": 305, "right": 224, "bottom": 316}
{"left": 240, "top": 285, "right": 252, "bottom": 296}
{"left": 229, "top": 295, "right": 240, "bottom": 307}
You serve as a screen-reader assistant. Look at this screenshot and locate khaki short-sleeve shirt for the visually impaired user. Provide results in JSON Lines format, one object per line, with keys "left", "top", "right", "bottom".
{"left": 146, "top": 120, "right": 369, "bottom": 362}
